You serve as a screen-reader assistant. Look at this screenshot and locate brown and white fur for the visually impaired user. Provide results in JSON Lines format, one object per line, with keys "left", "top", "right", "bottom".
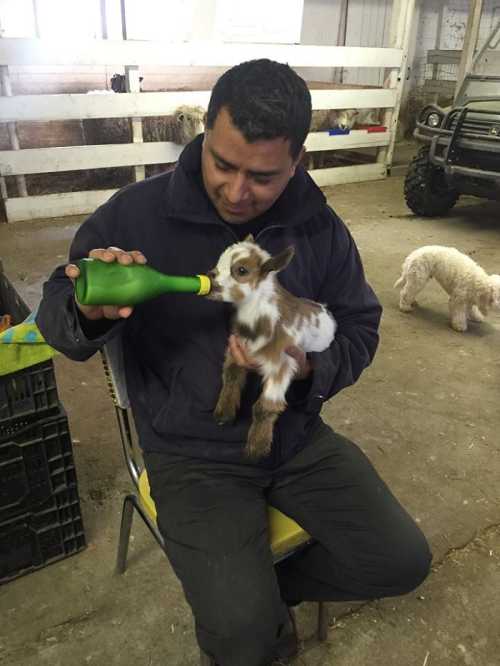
{"left": 394, "top": 245, "right": 500, "bottom": 332}
{"left": 207, "top": 236, "right": 336, "bottom": 459}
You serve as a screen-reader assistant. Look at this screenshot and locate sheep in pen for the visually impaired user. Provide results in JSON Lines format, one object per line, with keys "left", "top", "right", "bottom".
{"left": 305, "top": 107, "right": 382, "bottom": 170}
{"left": 83, "top": 90, "right": 206, "bottom": 184}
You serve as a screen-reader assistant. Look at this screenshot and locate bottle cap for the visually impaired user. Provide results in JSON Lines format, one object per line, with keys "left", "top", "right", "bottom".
{"left": 196, "top": 274, "right": 211, "bottom": 296}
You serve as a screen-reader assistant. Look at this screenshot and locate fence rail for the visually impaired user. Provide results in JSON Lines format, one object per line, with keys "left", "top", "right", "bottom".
{"left": 0, "top": 38, "right": 404, "bottom": 68}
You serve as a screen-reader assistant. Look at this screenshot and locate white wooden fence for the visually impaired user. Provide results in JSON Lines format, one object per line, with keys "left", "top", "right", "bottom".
{"left": 0, "top": 0, "right": 415, "bottom": 222}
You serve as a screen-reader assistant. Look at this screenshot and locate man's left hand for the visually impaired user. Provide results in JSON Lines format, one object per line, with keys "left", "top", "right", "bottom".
{"left": 230, "top": 336, "right": 311, "bottom": 381}
{"left": 285, "top": 346, "right": 312, "bottom": 380}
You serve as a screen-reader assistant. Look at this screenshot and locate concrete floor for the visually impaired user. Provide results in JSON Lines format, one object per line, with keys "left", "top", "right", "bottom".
{"left": 0, "top": 175, "right": 499, "bottom": 666}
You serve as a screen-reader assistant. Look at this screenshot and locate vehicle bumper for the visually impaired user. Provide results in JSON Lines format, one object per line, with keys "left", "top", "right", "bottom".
{"left": 414, "top": 107, "right": 500, "bottom": 186}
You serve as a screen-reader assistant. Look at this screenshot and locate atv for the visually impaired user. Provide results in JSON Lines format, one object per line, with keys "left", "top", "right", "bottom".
{"left": 405, "top": 20, "right": 500, "bottom": 217}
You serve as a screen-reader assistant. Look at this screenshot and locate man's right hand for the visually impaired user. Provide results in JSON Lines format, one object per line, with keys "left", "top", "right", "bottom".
{"left": 66, "top": 246, "right": 147, "bottom": 321}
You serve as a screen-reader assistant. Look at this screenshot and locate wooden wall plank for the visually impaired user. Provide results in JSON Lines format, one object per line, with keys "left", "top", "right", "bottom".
{"left": 5, "top": 189, "right": 118, "bottom": 221}
{"left": 305, "top": 130, "right": 390, "bottom": 152}
{"left": 0, "top": 131, "right": 390, "bottom": 176}
{"left": 0, "top": 38, "right": 403, "bottom": 69}
{"left": 0, "top": 141, "right": 183, "bottom": 175}
{"left": 5, "top": 163, "right": 387, "bottom": 220}
{"left": 0, "top": 88, "right": 397, "bottom": 123}
{"left": 309, "top": 163, "right": 387, "bottom": 187}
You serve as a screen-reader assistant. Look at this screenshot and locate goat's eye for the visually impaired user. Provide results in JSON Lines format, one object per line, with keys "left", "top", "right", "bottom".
{"left": 237, "top": 266, "right": 249, "bottom": 276}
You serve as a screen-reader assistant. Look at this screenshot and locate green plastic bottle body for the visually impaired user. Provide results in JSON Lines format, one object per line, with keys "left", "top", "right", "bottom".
{"left": 75, "top": 258, "right": 209, "bottom": 306}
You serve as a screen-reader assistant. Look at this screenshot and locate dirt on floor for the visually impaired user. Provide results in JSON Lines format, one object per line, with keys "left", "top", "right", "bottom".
{"left": 0, "top": 175, "right": 499, "bottom": 666}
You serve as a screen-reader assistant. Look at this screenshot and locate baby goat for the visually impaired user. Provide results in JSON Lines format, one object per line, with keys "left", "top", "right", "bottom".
{"left": 207, "top": 236, "right": 336, "bottom": 459}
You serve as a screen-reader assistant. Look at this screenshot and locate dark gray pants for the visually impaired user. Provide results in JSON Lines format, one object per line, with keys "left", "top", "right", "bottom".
{"left": 144, "top": 421, "right": 431, "bottom": 666}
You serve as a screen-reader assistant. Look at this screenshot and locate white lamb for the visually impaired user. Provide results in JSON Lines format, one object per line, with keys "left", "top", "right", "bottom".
{"left": 394, "top": 245, "right": 500, "bottom": 332}
{"left": 206, "top": 236, "right": 337, "bottom": 459}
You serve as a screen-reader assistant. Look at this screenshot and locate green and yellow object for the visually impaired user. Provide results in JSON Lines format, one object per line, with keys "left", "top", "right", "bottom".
{"left": 75, "top": 258, "right": 211, "bottom": 306}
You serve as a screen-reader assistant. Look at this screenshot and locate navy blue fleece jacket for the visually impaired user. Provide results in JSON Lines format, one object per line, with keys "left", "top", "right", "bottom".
{"left": 36, "top": 135, "right": 382, "bottom": 466}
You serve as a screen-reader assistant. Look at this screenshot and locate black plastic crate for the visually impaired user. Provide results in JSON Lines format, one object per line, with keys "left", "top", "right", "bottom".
{"left": 0, "top": 360, "right": 60, "bottom": 424}
{"left": 0, "top": 410, "right": 78, "bottom": 521}
{"left": 1, "top": 262, "right": 61, "bottom": 425}
{"left": 0, "top": 485, "right": 85, "bottom": 584}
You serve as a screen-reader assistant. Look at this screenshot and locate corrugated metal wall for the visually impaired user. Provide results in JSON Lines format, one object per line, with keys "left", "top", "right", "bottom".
{"left": 342, "top": 0, "right": 392, "bottom": 86}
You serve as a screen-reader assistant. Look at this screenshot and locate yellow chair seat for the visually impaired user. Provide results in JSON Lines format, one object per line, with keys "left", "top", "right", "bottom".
{"left": 138, "top": 469, "right": 310, "bottom": 559}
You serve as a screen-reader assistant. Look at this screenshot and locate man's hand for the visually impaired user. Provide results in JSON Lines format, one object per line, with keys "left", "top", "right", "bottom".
{"left": 228, "top": 335, "right": 260, "bottom": 371}
{"left": 284, "top": 345, "right": 312, "bottom": 380}
{"left": 229, "top": 335, "right": 312, "bottom": 380}
{"left": 66, "top": 247, "right": 147, "bottom": 321}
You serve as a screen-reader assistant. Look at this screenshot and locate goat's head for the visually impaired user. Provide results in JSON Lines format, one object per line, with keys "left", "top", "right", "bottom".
{"left": 174, "top": 105, "right": 206, "bottom": 144}
{"left": 206, "top": 235, "right": 295, "bottom": 304}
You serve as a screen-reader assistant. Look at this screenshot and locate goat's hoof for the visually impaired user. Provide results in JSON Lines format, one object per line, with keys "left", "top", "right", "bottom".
{"left": 216, "top": 417, "right": 234, "bottom": 426}
{"left": 215, "top": 414, "right": 234, "bottom": 426}
{"left": 214, "top": 406, "right": 236, "bottom": 425}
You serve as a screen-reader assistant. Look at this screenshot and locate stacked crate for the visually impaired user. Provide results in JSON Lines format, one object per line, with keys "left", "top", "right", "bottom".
{"left": 0, "top": 263, "right": 85, "bottom": 583}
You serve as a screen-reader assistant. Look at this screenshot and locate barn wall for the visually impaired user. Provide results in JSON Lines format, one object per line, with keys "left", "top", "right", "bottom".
{"left": 2, "top": 1, "right": 499, "bottom": 152}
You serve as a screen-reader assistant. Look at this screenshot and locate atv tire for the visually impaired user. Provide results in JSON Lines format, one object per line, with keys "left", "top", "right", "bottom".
{"left": 404, "top": 147, "right": 459, "bottom": 217}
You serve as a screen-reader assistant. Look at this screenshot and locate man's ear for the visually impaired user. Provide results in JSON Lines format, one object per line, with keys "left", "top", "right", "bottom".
{"left": 290, "top": 146, "right": 305, "bottom": 177}
{"left": 261, "top": 246, "right": 295, "bottom": 276}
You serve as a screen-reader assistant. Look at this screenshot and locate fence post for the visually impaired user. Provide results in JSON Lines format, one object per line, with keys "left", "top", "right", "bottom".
{"left": 455, "top": 0, "right": 483, "bottom": 100}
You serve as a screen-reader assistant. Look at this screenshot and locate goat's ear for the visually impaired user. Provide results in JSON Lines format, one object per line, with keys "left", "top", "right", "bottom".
{"left": 244, "top": 234, "right": 255, "bottom": 243}
{"left": 261, "top": 246, "right": 295, "bottom": 276}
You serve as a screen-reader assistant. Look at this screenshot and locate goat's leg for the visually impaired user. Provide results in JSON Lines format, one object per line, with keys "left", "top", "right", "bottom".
{"left": 246, "top": 397, "right": 285, "bottom": 459}
{"left": 246, "top": 361, "right": 295, "bottom": 459}
{"left": 214, "top": 347, "right": 248, "bottom": 425}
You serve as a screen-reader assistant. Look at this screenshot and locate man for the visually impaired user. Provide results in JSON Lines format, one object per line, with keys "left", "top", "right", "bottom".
{"left": 37, "top": 59, "right": 431, "bottom": 666}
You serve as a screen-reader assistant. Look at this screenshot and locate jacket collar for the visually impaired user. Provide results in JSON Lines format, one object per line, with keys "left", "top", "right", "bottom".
{"left": 164, "top": 134, "right": 326, "bottom": 228}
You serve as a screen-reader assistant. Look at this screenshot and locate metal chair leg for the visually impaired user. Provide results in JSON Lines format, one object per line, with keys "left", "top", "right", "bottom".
{"left": 115, "top": 494, "right": 135, "bottom": 574}
{"left": 317, "top": 601, "right": 329, "bottom": 641}
{"left": 199, "top": 650, "right": 215, "bottom": 665}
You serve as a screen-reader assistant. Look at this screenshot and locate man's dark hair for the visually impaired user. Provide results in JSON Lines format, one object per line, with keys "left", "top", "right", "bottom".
{"left": 206, "top": 59, "right": 312, "bottom": 160}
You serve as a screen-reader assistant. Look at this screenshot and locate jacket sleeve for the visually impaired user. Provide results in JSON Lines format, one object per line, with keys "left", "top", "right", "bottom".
{"left": 35, "top": 201, "right": 125, "bottom": 361}
{"left": 296, "top": 208, "right": 382, "bottom": 410}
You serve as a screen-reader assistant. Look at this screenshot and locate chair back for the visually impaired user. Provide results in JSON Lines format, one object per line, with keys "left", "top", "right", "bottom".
{"left": 101, "top": 334, "right": 140, "bottom": 488}
{"left": 102, "top": 334, "right": 129, "bottom": 409}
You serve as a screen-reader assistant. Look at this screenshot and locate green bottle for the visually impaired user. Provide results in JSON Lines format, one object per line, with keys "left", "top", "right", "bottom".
{"left": 75, "top": 258, "right": 211, "bottom": 306}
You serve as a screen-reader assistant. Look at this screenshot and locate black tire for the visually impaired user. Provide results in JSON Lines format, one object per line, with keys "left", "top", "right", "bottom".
{"left": 404, "top": 147, "right": 459, "bottom": 217}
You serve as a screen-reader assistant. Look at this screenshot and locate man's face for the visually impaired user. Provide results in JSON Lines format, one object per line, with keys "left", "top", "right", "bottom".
{"left": 201, "top": 106, "right": 303, "bottom": 224}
